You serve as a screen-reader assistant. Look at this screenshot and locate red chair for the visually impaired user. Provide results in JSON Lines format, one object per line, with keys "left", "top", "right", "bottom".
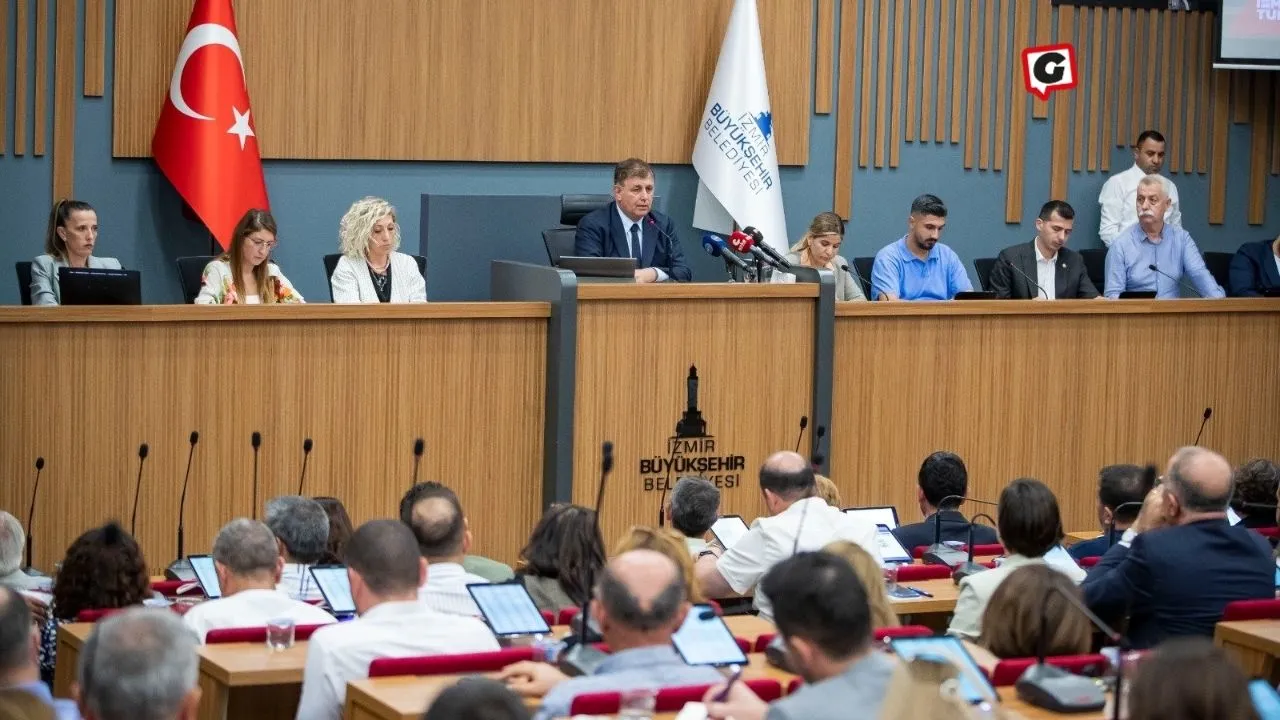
{"left": 540, "top": 610, "right": 555, "bottom": 627}
{"left": 967, "top": 544, "right": 1005, "bottom": 556}
{"left": 1078, "top": 556, "right": 1100, "bottom": 568}
{"left": 786, "top": 677, "right": 803, "bottom": 694}
{"left": 75, "top": 608, "right": 124, "bottom": 623}
{"left": 368, "top": 647, "right": 536, "bottom": 678}
{"left": 988, "top": 654, "right": 1110, "bottom": 686}
{"left": 912, "top": 546, "right": 929, "bottom": 559}
{"left": 568, "top": 679, "right": 783, "bottom": 715}
{"left": 896, "top": 564, "right": 952, "bottom": 582}
{"left": 1254, "top": 527, "right": 1280, "bottom": 539}
{"left": 204, "top": 623, "right": 331, "bottom": 644}
{"left": 556, "top": 607, "right": 579, "bottom": 626}
{"left": 149, "top": 580, "right": 201, "bottom": 596}
{"left": 875, "top": 625, "right": 934, "bottom": 641}
{"left": 1222, "top": 599, "right": 1280, "bottom": 622}
{"left": 753, "top": 633, "right": 775, "bottom": 653}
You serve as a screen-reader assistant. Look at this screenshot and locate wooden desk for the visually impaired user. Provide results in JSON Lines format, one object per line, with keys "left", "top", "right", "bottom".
{"left": 999, "top": 688, "right": 1108, "bottom": 719}
{"left": 0, "top": 304, "right": 550, "bottom": 573}
{"left": 890, "top": 578, "right": 959, "bottom": 616}
{"left": 52, "top": 622, "right": 94, "bottom": 698}
{"left": 1216, "top": 619, "right": 1280, "bottom": 683}
{"left": 195, "top": 640, "right": 308, "bottom": 720}
{"left": 1063, "top": 531, "right": 1097, "bottom": 547}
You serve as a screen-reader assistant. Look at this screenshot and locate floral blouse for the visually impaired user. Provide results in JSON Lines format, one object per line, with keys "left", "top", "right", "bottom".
{"left": 194, "top": 259, "right": 304, "bottom": 304}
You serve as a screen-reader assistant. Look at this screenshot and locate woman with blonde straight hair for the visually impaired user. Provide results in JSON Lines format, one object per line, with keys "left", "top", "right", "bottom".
{"left": 330, "top": 196, "right": 427, "bottom": 303}
{"left": 773, "top": 211, "right": 866, "bottom": 301}
{"left": 822, "top": 540, "right": 899, "bottom": 629}
{"left": 194, "top": 209, "right": 303, "bottom": 304}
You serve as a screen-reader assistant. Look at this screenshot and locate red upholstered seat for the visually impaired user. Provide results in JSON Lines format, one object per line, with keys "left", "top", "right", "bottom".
{"left": 755, "top": 625, "right": 932, "bottom": 651}
{"left": 1254, "top": 527, "right": 1280, "bottom": 539}
{"left": 1222, "top": 599, "right": 1280, "bottom": 621}
{"left": 75, "top": 608, "right": 123, "bottom": 623}
{"left": 149, "top": 579, "right": 201, "bottom": 596}
{"left": 1079, "top": 556, "right": 1100, "bottom": 568}
{"left": 988, "top": 654, "right": 1110, "bottom": 686}
{"left": 568, "top": 678, "right": 783, "bottom": 715}
{"left": 367, "top": 647, "right": 536, "bottom": 678}
{"left": 967, "top": 544, "right": 1005, "bottom": 556}
{"left": 559, "top": 600, "right": 722, "bottom": 627}
{"left": 540, "top": 610, "right": 555, "bottom": 626}
{"left": 204, "top": 623, "right": 330, "bottom": 644}
{"left": 896, "top": 564, "right": 952, "bottom": 582}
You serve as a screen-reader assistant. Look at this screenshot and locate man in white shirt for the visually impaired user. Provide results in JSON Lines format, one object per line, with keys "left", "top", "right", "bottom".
{"left": 693, "top": 451, "right": 879, "bottom": 622}
{"left": 264, "top": 496, "right": 329, "bottom": 602}
{"left": 1098, "top": 129, "right": 1182, "bottom": 246}
{"left": 0, "top": 512, "right": 45, "bottom": 592}
{"left": 181, "top": 519, "right": 335, "bottom": 642}
{"left": 667, "top": 476, "right": 720, "bottom": 556}
{"left": 295, "top": 520, "right": 498, "bottom": 720}
{"left": 399, "top": 482, "right": 489, "bottom": 616}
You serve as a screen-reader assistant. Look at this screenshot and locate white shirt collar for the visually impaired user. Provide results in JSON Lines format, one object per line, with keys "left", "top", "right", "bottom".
{"left": 616, "top": 203, "right": 644, "bottom": 233}
{"left": 1033, "top": 238, "right": 1058, "bottom": 263}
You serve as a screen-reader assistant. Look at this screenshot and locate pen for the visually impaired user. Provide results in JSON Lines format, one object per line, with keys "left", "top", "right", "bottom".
{"left": 713, "top": 666, "right": 744, "bottom": 701}
{"left": 905, "top": 586, "right": 934, "bottom": 597}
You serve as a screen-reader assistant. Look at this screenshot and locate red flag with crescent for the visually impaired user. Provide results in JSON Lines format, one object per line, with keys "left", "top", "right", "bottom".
{"left": 152, "top": 0, "right": 268, "bottom": 251}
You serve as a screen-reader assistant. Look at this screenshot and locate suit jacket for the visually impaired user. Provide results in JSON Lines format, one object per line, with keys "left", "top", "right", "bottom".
{"left": 330, "top": 252, "right": 426, "bottom": 303}
{"left": 1228, "top": 239, "right": 1280, "bottom": 297}
{"left": 29, "top": 253, "right": 122, "bottom": 306}
{"left": 573, "top": 203, "right": 691, "bottom": 282}
{"left": 948, "top": 553, "right": 1087, "bottom": 640}
{"left": 1082, "top": 519, "right": 1274, "bottom": 649}
{"left": 892, "top": 510, "right": 999, "bottom": 555}
{"left": 988, "top": 241, "right": 1099, "bottom": 299}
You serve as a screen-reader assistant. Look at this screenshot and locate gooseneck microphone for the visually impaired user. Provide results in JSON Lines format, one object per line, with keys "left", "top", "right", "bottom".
{"left": 922, "top": 494, "right": 999, "bottom": 567}
{"left": 297, "top": 438, "right": 314, "bottom": 495}
{"left": 250, "top": 432, "right": 262, "bottom": 520}
{"left": 810, "top": 425, "right": 828, "bottom": 470}
{"left": 1015, "top": 584, "right": 1114, "bottom": 714}
{"left": 1147, "top": 264, "right": 1202, "bottom": 297}
{"left": 1001, "top": 257, "right": 1049, "bottom": 299}
{"left": 742, "top": 226, "right": 793, "bottom": 271}
{"left": 1192, "top": 407, "right": 1212, "bottom": 446}
{"left": 793, "top": 416, "right": 809, "bottom": 453}
{"left": 411, "top": 438, "right": 425, "bottom": 487}
{"left": 129, "top": 443, "right": 150, "bottom": 536}
{"left": 840, "top": 263, "right": 872, "bottom": 297}
{"left": 24, "top": 457, "right": 45, "bottom": 570}
{"left": 176, "top": 432, "right": 199, "bottom": 561}
{"left": 952, "top": 512, "right": 997, "bottom": 583}
{"left": 1104, "top": 500, "right": 1146, "bottom": 548}
{"left": 559, "top": 442, "right": 614, "bottom": 677}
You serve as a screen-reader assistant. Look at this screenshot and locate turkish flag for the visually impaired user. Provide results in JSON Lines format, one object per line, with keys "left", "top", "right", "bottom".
{"left": 152, "top": 0, "right": 268, "bottom": 251}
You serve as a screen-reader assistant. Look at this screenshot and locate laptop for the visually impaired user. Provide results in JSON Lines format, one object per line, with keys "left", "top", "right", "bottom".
{"left": 466, "top": 581, "right": 552, "bottom": 638}
{"left": 557, "top": 256, "right": 636, "bottom": 279}
{"left": 844, "top": 505, "right": 900, "bottom": 530}
{"left": 57, "top": 267, "right": 142, "bottom": 305}
{"left": 874, "top": 524, "right": 914, "bottom": 565}
{"left": 1260, "top": 288, "right": 1280, "bottom": 298}
{"left": 309, "top": 565, "right": 357, "bottom": 616}
{"left": 188, "top": 555, "right": 221, "bottom": 599}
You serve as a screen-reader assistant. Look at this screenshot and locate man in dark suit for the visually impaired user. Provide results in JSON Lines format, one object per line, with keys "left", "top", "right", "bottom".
{"left": 1067, "top": 464, "right": 1153, "bottom": 561}
{"left": 989, "top": 200, "right": 1099, "bottom": 299}
{"left": 892, "top": 452, "right": 999, "bottom": 554}
{"left": 1082, "top": 447, "right": 1274, "bottom": 650}
{"left": 1228, "top": 235, "right": 1280, "bottom": 297}
{"left": 573, "top": 158, "right": 691, "bottom": 283}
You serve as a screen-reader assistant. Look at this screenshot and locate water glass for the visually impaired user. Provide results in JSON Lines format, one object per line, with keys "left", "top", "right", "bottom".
{"left": 618, "top": 687, "right": 657, "bottom": 719}
{"left": 266, "top": 617, "right": 295, "bottom": 651}
{"left": 883, "top": 562, "right": 901, "bottom": 594}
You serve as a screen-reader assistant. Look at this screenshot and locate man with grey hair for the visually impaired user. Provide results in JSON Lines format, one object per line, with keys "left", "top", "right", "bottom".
{"left": 264, "top": 495, "right": 330, "bottom": 602}
{"left": 1083, "top": 447, "right": 1273, "bottom": 648}
{"left": 181, "top": 519, "right": 334, "bottom": 642}
{"left": 75, "top": 608, "right": 199, "bottom": 720}
{"left": 667, "top": 476, "right": 720, "bottom": 556}
{"left": 0, "top": 586, "right": 78, "bottom": 718}
{"left": 0, "top": 511, "right": 43, "bottom": 591}
{"left": 499, "top": 549, "right": 722, "bottom": 720}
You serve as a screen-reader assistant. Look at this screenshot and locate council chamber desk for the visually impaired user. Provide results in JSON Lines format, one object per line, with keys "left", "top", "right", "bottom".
{"left": 0, "top": 304, "right": 549, "bottom": 573}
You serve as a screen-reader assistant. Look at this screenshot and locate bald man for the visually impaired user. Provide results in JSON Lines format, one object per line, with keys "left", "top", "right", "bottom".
{"left": 500, "top": 549, "right": 722, "bottom": 720}
{"left": 1082, "top": 447, "right": 1274, "bottom": 649}
{"left": 694, "top": 451, "right": 878, "bottom": 622}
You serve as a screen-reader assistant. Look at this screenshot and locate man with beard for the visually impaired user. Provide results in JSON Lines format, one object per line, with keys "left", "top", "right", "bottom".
{"left": 870, "top": 194, "right": 972, "bottom": 301}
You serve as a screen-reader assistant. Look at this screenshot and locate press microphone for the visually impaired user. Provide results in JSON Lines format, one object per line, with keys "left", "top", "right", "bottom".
{"left": 559, "top": 441, "right": 614, "bottom": 678}
{"left": 727, "top": 230, "right": 786, "bottom": 272}
{"left": 1192, "top": 407, "right": 1212, "bottom": 446}
{"left": 129, "top": 443, "right": 149, "bottom": 536}
{"left": 23, "top": 457, "right": 44, "bottom": 571}
{"left": 1147, "top": 264, "right": 1202, "bottom": 298}
{"left": 793, "top": 416, "right": 809, "bottom": 453}
{"left": 297, "top": 438, "right": 313, "bottom": 495}
{"left": 952, "top": 512, "right": 997, "bottom": 583}
{"left": 411, "top": 438, "right": 425, "bottom": 487}
{"left": 1104, "top": 501, "right": 1146, "bottom": 549}
{"left": 701, "top": 233, "right": 752, "bottom": 274}
{"left": 742, "top": 226, "right": 793, "bottom": 271}
{"left": 1001, "top": 257, "right": 1049, "bottom": 300}
{"left": 1015, "top": 584, "right": 1108, "bottom": 713}
{"left": 250, "top": 431, "right": 261, "bottom": 520}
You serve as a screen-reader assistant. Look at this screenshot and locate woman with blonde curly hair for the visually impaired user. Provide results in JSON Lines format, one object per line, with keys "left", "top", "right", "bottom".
{"left": 330, "top": 197, "right": 426, "bottom": 303}
{"left": 194, "top": 209, "right": 304, "bottom": 304}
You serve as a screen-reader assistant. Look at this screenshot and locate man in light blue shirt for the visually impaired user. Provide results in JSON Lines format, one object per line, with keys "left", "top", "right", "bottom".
{"left": 0, "top": 587, "right": 80, "bottom": 720}
{"left": 499, "top": 550, "right": 722, "bottom": 720}
{"left": 1103, "top": 175, "right": 1225, "bottom": 299}
{"left": 870, "top": 194, "right": 973, "bottom": 300}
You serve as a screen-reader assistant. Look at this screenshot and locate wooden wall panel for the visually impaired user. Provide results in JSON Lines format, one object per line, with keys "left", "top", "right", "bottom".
{"left": 1168, "top": 13, "right": 1185, "bottom": 173}
{"left": 859, "top": 0, "right": 875, "bottom": 167}
{"left": 833, "top": 0, "right": 857, "bottom": 216}
{"left": 32, "top": 0, "right": 45, "bottom": 156}
{"left": 1209, "top": 69, "right": 1230, "bottom": 225}
{"left": 993, "top": 0, "right": 1009, "bottom": 172}
{"left": 978, "top": 0, "right": 995, "bottom": 170}
{"left": 875, "top": 0, "right": 891, "bottom": 168}
{"left": 83, "top": 0, "right": 105, "bottom": 96}
{"left": 816, "top": 0, "right": 834, "bottom": 114}
{"left": 1086, "top": 7, "right": 1102, "bottom": 172}
{"left": 14, "top": 0, "right": 27, "bottom": 156}
{"left": 1050, "top": 6, "right": 1074, "bottom": 200}
{"left": 937, "top": 0, "right": 952, "bottom": 142}
{"left": 1157, "top": 11, "right": 1174, "bottom": 141}
{"left": 950, "top": 0, "right": 966, "bottom": 143}
{"left": 1005, "top": 0, "right": 1030, "bottom": 223}
{"left": 1143, "top": 12, "right": 1159, "bottom": 132}
{"left": 113, "top": 0, "right": 812, "bottom": 164}
{"left": 1033, "top": 0, "right": 1052, "bottom": 119}
{"left": 963, "top": 0, "right": 980, "bottom": 168}
{"left": 889, "top": 0, "right": 906, "bottom": 167}
{"left": 1071, "top": 9, "right": 1085, "bottom": 172}
{"left": 52, "top": 0, "right": 73, "bottom": 199}
{"left": 1182, "top": 11, "right": 1199, "bottom": 174}
{"left": 920, "top": 0, "right": 936, "bottom": 144}
{"left": 1117, "top": 9, "right": 1132, "bottom": 147}
{"left": 1100, "top": 8, "right": 1116, "bottom": 171}
{"left": 1248, "top": 74, "right": 1272, "bottom": 226}
{"left": 1196, "top": 14, "right": 1212, "bottom": 174}
{"left": 1, "top": 0, "right": 7, "bottom": 155}
{"left": 904, "top": 0, "right": 918, "bottom": 144}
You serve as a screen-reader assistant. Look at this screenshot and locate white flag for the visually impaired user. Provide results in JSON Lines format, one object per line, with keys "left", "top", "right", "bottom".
{"left": 692, "top": 0, "right": 788, "bottom": 255}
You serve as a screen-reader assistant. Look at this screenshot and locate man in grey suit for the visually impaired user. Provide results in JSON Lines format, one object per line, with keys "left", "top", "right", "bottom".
{"left": 989, "top": 200, "right": 1099, "bottom": 300}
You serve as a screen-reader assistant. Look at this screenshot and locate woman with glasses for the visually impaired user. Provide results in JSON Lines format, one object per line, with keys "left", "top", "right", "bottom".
{"left": 194, "top": 209, "right": 304, "bottom": 304}
{"left": 330, "top": 197, "right": 426, "bottom": 303}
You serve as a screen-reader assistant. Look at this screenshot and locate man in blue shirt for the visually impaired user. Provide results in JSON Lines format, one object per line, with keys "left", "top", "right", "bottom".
{"left": 0, "top": 586, "right": 80, "bottom": 720}
{"left": 1103, "top": 175, "right": 1225, "bottom": 299}
{"left": 870, "top": 194, "right": 973, "bottom": 300}
{"left": 1067, "top": 464, "right": 1152, "bottom": 561}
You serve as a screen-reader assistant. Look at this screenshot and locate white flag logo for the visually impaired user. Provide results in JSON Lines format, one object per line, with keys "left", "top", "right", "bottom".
{"left": 692, "top": 0, "right": 788, "bottom": 255}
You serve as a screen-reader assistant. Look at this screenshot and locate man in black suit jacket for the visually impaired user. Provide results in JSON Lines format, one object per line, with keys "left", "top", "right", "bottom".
{"left": 1228, "top": 236, "right": 1280, "bottom": 297}
{"left": 892, "top": 451, "right": 999, "bottom": 553}
{"left": 573, "top": 158, "right": 691, "bottom": 283}
{"left": 989, "top": 200, "right": 1099, "bottom": 299}
{"left": 1082, "top": 447, "right": 1274, "bottom": 650}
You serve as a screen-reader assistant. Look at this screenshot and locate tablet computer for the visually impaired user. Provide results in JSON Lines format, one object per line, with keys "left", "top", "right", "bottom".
{"left": 844, "top": 505, "right": 900, "bottom": 530}
{"left": 1252, "top": 678, "right": 1280, "bottom": 720}
{"left": 466, "top": 581, "right": 552, "bottom": 637}
{"left": 874, "top": 525, "right": 913, "bottom": 564}
{"left": 889, "top": 636, "right": 998, "bottom": 705}
{"left": 188, "top": 555, "right": 221, "bottom": 599}
{"left": 309, "top": 565, "right": 356, "bottom": 615}
{"left": 710, "top": 515, "right": 750, "bottom": 549}
{"left": 672, "top": 604, "right": 749, "bottom": 667}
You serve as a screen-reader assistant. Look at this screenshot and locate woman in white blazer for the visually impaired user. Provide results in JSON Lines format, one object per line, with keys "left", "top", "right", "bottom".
{"left": 30, "top": 199, "right": 122, "bottom": 305}
{"left": 772, "top": 211, "right": 865, "bottom": 302}
{"left": 330, "top": 197, "right": 426, "bottom": 303}
{"left": 194, "top": 209, "right": 304, "bottom": 305}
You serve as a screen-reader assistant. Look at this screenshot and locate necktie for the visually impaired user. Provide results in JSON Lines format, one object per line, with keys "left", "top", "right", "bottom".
{"left": 629, "top": 223, "right": 641, "bottom": 261}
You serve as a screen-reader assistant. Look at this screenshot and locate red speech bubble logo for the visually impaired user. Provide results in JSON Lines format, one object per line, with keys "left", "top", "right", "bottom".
{"left": 1022, "top": 43, "right": 1078, "bottom": 101}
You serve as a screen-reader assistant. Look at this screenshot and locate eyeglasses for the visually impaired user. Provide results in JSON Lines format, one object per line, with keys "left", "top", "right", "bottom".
{"left": 249, "top": 239, "right": 277, "bottom": 250}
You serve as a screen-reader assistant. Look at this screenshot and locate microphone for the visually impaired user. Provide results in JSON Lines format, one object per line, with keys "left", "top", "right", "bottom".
{"left": 165, "top": 432, "right": 201, "bottom": 581}
{"left": 810, "top": 425, "right": 827, "bottom": 471}
{"left": 411, "top": 437, "right": 425, "bottom": 487}
{"left": 1192, "top": 407, "right": 1212, "bottom": 446}
{"left": 1147, "top": 264, "right": 1202, "bottom": 298}
{"left": 793, "top": 416, "right": 809, "bottom": 453}
{"left": 701, "top": 233, "right": 752, "bottom": 274}
{"left": 922, "top": 494, "right": 998, "bottom": 567}
{"left": 657, "top": 438, "right": 679, "bottom": 529}
{"left": 23, "top": 457, "right": 44, "bottom": 571}
{"left": 130, "top": 443, "right": 150, "bottom": 536}
{"left": 1014, "top": 584, "right": 1113, "bottom": 714}
{"left": 250, "top": 431, "right": 261, "bottom": 520}
{"left": 742, "top": 226, "right": 793, "bottom": 271}
{"left": 297, "top": 438, "right": 313, "bottom": 495}
{"left": 1001, "top": 257, "right": 1049, "bottom": 300}
{"left": 1104, "top": 501, "right": 1147, "bottom": 548}
{"left": 559, "top": 441, "right": 614, "bottom": 678}
{"left": 840, "top": 263, "right": 871, "bottom": 297}
{"left": 727, "top": 230, "right": 786, "bottom": 272}
{"left": 951, "top": 512, "right": 997, "bottom": 583}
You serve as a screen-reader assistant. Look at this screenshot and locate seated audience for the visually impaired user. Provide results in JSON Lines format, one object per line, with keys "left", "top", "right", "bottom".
{"left": 31, "top": 200, "right": 121, "bottom": 306}
{"left": 814, "top": 475, "right": 842, "bottom": 507}
{"left": 264, "top": 496, "right": 330, "bottom": 602}
{"left": 702, "top": 552, "right": 897, "bottom": 720}
{"left": 515, "top": 505, "right": 604, "bottom": 614}
{"left": 1228, "top": 458, "right": 1280, "bottom": 529}
{"left": 313, "top": 497, "right": 354, "bottom": 565}
{"left": 778, "top": 212, "right": 866, "bottom": 301}
{"left": 667, "top": 476, "right": 720, "bottom": 556}
{"left": 1068, "top": 464, "right": 1152, "bottom": 561}
{"left": 1103, "top": 176, "right": 1224, "bottom": 299}
{"left": 40, "top": 523, "right": 149, "bottom": 682}
{"left": 394, "top": 486, "right": 514, "bottom": 583}
{"left": 977, "top": 564, "right": 1091, "bottom": 659}
{"left": 195, "top": 209, "right": 304, "bottom": 304}
{"left": 870, "top": 194, "right": 972, "bottom": 301}
{"left": 75, "top": 608, "right": 199, "bottom": 720}
{"left": 422, "top": 677, "right": 530, "bottom": 720}
{"left": 1083, "top": 447, "right": 1273, "bottom": 649}
{"left": 181, "top": 519, "right": 335, "bottom": 642}
{"left": 822, "top": 540, "right": 899, "bottom": 629}
{"left": 499, "top": 549, "right": 720, "bottom": 720}
{"left": 0, "top": 587, "right": 78, "bottom": 719}
{"left": 331, "top": 197, "right": 427, "bottom": 303}
{"left": 892, "top": 451, "right": 999, "bottom": 553}
{"left": 296, "top": 520, "right": 498, "bottom": 720}
{"left": 1228, "top": 234, "right": 1280, "bottom": 297}
{"left": 398, "top": 483, "right": 489, "bottom": 616}
{"left": 695, "top": 451, "right": 878, "bottom": 622}
{"left": 1126, "top": 637, "right": 1256, "bottom": 720}
{"left": 948, "top": 478, "right": 1084, "bottom": 640}
{"left": 0, "top": 690, "right": 57, "bottom": 720}
{"left": 0, "top": 513, "right": 43, "bottom": 592}
{"left": 989, "top": 200, "right": 1099, "bottom": 299}
{"left": 613, "top": 526, "right": 705, "bottom": 604}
